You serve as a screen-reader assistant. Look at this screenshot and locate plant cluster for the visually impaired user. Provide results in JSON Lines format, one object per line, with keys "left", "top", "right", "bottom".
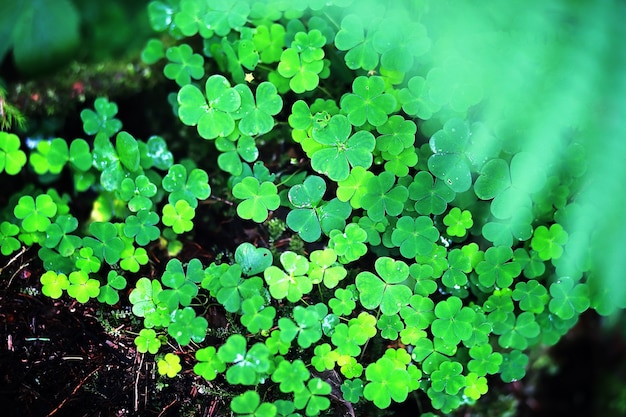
{"left": 0, "top": 0, "right": 615, "bottom": 416}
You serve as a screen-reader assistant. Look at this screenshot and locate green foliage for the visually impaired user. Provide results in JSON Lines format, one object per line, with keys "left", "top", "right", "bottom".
{"left": 0, "top": 132, "right": 27, "bottom": 175}
{"left": 10, "top": 2, "right": 616, "bottom": 416}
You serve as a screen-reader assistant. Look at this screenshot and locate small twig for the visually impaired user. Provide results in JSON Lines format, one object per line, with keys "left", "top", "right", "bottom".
{"left": 134, "top": 353, "right": 144, "bottom": 412}
{"left": 45, "top": 365, "right": 102, "bottom": 417}
{"left": 157, "top": 398, "right": 178, "bottom": 417}
{"left": 2, "top": 246, "right": 28, "bottom": 289}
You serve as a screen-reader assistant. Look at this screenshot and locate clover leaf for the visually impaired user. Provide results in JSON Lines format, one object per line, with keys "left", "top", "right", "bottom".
{"left": 264, "top": 251, "right": 311, "bottom": 302}
{"left": 253, "top": 23, "right": 286, "bottom": 63}
{"left": 549, "top": 277, "right": 590, "bottom": 320}
{"left": 363, "top": 356, "right": 412, "bottom": 409}
{"left": 233, "top": 82, "right": 283, "bottom": 136}
{"left": 336, "top": 166, "right": 374, "bottom": 209}
{"left": 334, "top": 14, "right": 378, "bottom": 71}
{"left": 512, "top": 280, "right": 549, "bottom": 314}
{"left": 97, "top": 270, "right": 127, "bottom": 305}
{"left": 44, "top": 214, "right": 81, "bottom": 257}
{"left": 118, "top": 175, "right": 157, "bottom": 212}
{"left": 272, "top": 359, "right": 310, "bottom": 394}
{"left": 141, "top": 38, "right": 165, "bottom": 64}
{"left": 235, "top": 242, "right": 273, "bottom": 276}
{"left": 360, "top": 171, "right": 408, "bottom": 222}
{"left": 293, "top": 378, "right": 331, "bottom": 416}
{"left": 162, "top": 164, "right": 210, "bottom": 208}
{"left": 308, "top": 248, "right": 347, "bottom": 289}
{"left": 372, "top": 17, "right": 430, "bottom": 72}
{"left": 194, "top": 346, "right": 226, "bottom": 381}
{"left": 427, "top": 118, "right": 475, "bottom": 192}
{"left": 340, "top": 76, "right": 396, "bottom": 127}
{"left": 14, "top": 194, "right": 58, "bottom": 233}
{"left": 40, "top": 271, "right": 69, "bottom": 299}
{"left": 129, "top": 277, "right": 162, "bottom": 318}
{"left": 233, "top": 176, "right": 280, "bottom": 223}
{"left": 168, "top": 306, "right": 208, "bottom": 345}
{"left": 406, "top": 171, "right": 455, "bottom": 215}
{"left": 375, "top": 115, "right": 417, "bottom": 156}
{"left": 231, "top": 390, "right": 277, "bottom": 417}
{"left": 430, "top": 361, "right": 464, "bottom": 395}
{"left": 80, "top": 221, "right": 123, "bottom": 264}
{"left": 178, "top": 74, "right": 241, "bottom": 139}
{"left": 398, "top": 75, "right": 441, "bottom": 120}
{"left": 329, "top": 287, "right": 357, "bottom": 316}
{"left": 431, "top": 296, "right": 476, "bottom": 345}
{"left": 475, "top": 246, "right": 521, "bottom": 289}
{"left": 204, "top": 0, "right": 249, "bottom": 37}
{"left": 162, "top": 200, "right": 195, "bottom": 234}
{"left": 498, "top": 311, "right": 540, "bottom": 350}
{"left": 0, "top": 222, "right": 20, "bottom": 256}
{"left": 124, "top": 209, "right": 160, "bottom": 246}
{"left": 164, "top": 43, "right": 204, "bottom": 86}
{"left": 66, "top": 270, "right": 100, "bottom": 303}
{"left": 443, "top": 207, "right": 473, "bottom": 237}
{"left": 0, "top": 132, "right": 27, "bottom": 175}
{"left": 74, "top": 246, "right": 101, "bottom": 273}
{"left": 468, "top": 344, "right": 503, "bottom": 377}
{"left": 218, "top": 334, "right": 271, "bottom": 386}
{"left": 475, "top": 152, "right": 547, "bottom": 219}
{"left": 119, "top": 244, "right": 149, "bottom": 273}
{"left": 157, "top": 353, "right": 182, "bottom": 378}
{"left": 277, "top": 47, "right": 324, "bottom": 93}
{"left": 531, "top": 223, "right": 568, "bottom": 261}
{"left": 158, "top": 258, "right": 200, "bottom": 311}
{"left": 500, "top": 350, "right": 528, "bottom": 383}
{"left": 482, "top": 207, "right": 533, "bottom": 247}
{"left": 80, "top": 97, "right": 122, "bottom": 137}
{"left": 241, "top": 295, "right": 276, "bottom": 334}
{"left": 356, "top": 257, "right": 412, "bottom": 315}
{"left": 442, "top": 248, "right": 472, "bottom": 288}
{"left": 391, "top": 216, "right": 440, "bottom": 259}
{"left": 278, "top": 305, "right": 325, "bottom": 348}
{"left": 310, "top": 114, "right": 375, "bottom": 182}
{"left": 216, "top": 264, "right": 264, "bottom": 312}
{"left": 134, "top": 328, "right": 161, "bottom": 354}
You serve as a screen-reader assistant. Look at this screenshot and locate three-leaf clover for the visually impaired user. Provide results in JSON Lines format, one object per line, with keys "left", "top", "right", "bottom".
{"left": 67, "top": 270, "right": 101, "bottom": 303}
{"left": 334, "top": 14, "right": 379, "bottom": 71}
{"left": 230, "top": 390, "right": 277, "bottom": 417}
{"left": 531, "top": 223, "right": 568, "bottom": 261}
{"left": 356, "top": 257, "right": 412, "bottom": 315}
{"left": 443, "top": 207, "right": 473, "bottom": 237}
{"left": 431, "top": 296, "right": 476, "bottom": 345}
{"left": 549, "top": 277, "right": 590, "bottom": 320}
{"left": 475, "top": 246, "right": 521, "bottom": 289}
{"left": 40, "top": 271, "right": 70, "bottom": 299}
{"left": 157, "top": 353, "right": 182, "bottom": 378}
{"left": 178, "top": 74, "right": 242, "bottom": 139}
{"left": 80, "top": 97, "right": 123, "bottom": 137}
{"left": 168, "top": 306, "right": 208, "bottom": 345}
{"left": 340, "top": 76, "right": 397, "bottom": 127}
{"left": 162, "top": 200, "right": 195, "bottom": 234}
{"left": 134, "top": 328, "right": 161, "bottom": 354}
{"left": 360, "top": 171, "right": 408, "bottom": 222}
{"left": 234, "top": 82, "right": 283, "bottom": 136}
{"left": 162, "top": 164, "right": 211, "bottom": 208}
{"left": 97, "top": 270, "right": 128, "bottom": 305}
{"left": 232, "top": 176, "right": 280, "bottom": 223}
{"left": 218, "top": 334, "right": 271, "bottom": 385}
{"left": 391, "top": 216, "right": 440, "bottom": 259}
{"left": 124, "top": 209, "right": 161, "bottom": 246}
{"left": 164, "top": 44, "right": 205, "bottom": 86}
{"left": 240, "top": 295, "right": 276, "bottom": 334}
{"left": 0, "top": 132, "right": 27, "bottom": 175}
{"left": 310, "top": 114, "right": 375, "bottom": 182}
{"left": 194, "top": 346, "right": 226, "bottom": 381}
{"left": 14, "top": 194, "right": 58, "bottom": 233}
{"left": 264, "top": 251, "right": 312, "bottom": 302}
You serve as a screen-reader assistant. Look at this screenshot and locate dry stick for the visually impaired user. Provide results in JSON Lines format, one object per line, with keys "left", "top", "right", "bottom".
{"left": 45, "top": 365, "right": 103, "bottom": 417}
{"left": 157, "top": 398, "right": 178, "bottom": 417}
{"left": 134, "top": 353, "right": 144, "bottom": 412}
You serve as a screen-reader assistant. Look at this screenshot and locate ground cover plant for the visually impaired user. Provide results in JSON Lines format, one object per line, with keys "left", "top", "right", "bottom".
{"left": 1, "top": 0, "right": 626, "bottom": 416}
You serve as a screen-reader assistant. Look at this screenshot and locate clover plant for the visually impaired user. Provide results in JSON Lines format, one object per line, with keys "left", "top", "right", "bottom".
{"left": 4, "top": 1, "right": 621, "bottom": 416}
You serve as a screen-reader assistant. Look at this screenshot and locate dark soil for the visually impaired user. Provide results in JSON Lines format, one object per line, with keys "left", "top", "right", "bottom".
{"left": 1, "top": 244, "right": 623, "bottom": 417}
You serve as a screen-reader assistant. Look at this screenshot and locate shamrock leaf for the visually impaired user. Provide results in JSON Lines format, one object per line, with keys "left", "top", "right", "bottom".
{"left": 123, "top": 209, "right": 160, "bottom": 246}
{"left": 163, "top": 43, "right": 204, "bottom": 86}
{"left": 44, "top": 214, "right": 81, "bottom": 257}
{"left": 408, "top": 171, "right": 456, "bottom": 215}
{"left": 0, "top": 222, "right": 20, "bottom": 256}
{"left": 329, "top": 223, "right": 368, "bottom": 263}
{"left": 0, "top": 132, "right": 27, "bottom": 175}
{"left": 512, "top": 280, "right": 549, "bottom": 314}
{"left": 443, "top": 207, "right": 473, "bottom": 237}
{"left": 218, "top": 334, "right": 271, "bottom": 385}
{"left": 531, "top": 223, "right": 568, "bottom": 261}
{"left": 240, "top": 294, "right": 276, "bottom": 334}
{"left": 234, "top": 242, "right": 273, "bottom": 276}
{"left": 204, "top": 0, "right": 250, "bottom": 37}
{"left": 398, "top": 76, "right": 441, "bottom": 120}
{"left": 157, "top": 353, "right": 181, "bottom": 378}
{"left": 162, "top": 164, "right": 210, "bottom": 208}
{"left": 475, "top": 246, "right": 521, "bottom": 289}
{"left": 431, "top": 296, "right": 476, "bottom": 345}
{"left": 475, "top": 152, "right": 547, "bottom": 219}
{"left": 234, "top": 82, "right": 283, "bottom": 136}
{"left": 67, "top": 270, "right": 100, "bottom": 303}
{"left": 363, "top": 356, "right": 413, "bottom": 409}
{"left": 134, "top": 328, "right": 161, "bottom": 354}
{"left": 264, "top": 251, "right": 312, "bottom": 302}
{"left": 231, "top": 391, "right": 277, "bottom": 417}
{"left": 549, "top": 277, "right": 590, "bottom": 320}
{"left": 308, "top": 248, "right": 347, "bottom": 289}
{"left": 14, "top": 194, "right": 58, "bottom": 233}
{"left": 310, "top": 114, "right": 375, "bottom": 182}
{"left": 232, "top": 176, "right": 280, "bottom": 223}
{"left": 360, "top": 171, "right": 408, "bottom": 222}
{"left": 468, "top": 343, "right": 503, "bottom": 377}
{"left": 356, "top": 257, "right": 412, "bottom": 315}
{"left": 178, "top": 74, "right": 241, "bottom": 139}
{"left": 97, "top": 270, "right": 127, "bottom": 305}
{"left": 80, "top": 97, "right": 122, "bottom": 137}
{"left": 40, "top": 271, "right": 69, "bottom": 299}
{"left": 375, "top": 115, "right": 417, "bottom": 156}
{"left": 162, "top": 200, "right": 195, "bottom": 234}
{"left": 391, "top": 216, "right": 440, "bottom": 259}
{"left": 253, "top": 23, "right": 286, "bottom": 63}
{"left": 278, "top": 47, "right": 324, "bottom": 93}
{"left": 194, "top": 346, "right": 226, "bottom": 381}
{"left": 334, "top": 14, "right": 379, "bottom": 71}
{"left": 168, "top": 306, "right": 208, "bottom": 345}
{"left": 340, "top": 76, "right": 397, "bottom": 127}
